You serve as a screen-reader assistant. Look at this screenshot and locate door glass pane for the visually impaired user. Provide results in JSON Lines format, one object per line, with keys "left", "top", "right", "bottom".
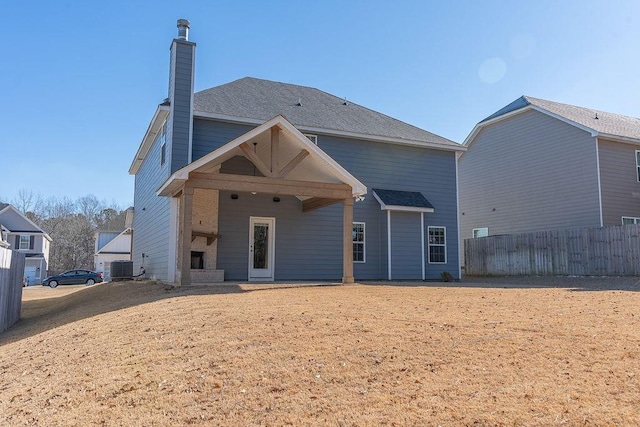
{"left": 253, "top": 224, "right": 269, "bottom": 269}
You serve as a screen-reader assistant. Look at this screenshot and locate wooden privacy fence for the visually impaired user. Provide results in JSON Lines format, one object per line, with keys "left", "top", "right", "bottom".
{"left": 0, "top": 246, "right": 25, "bottom": 333}
{"left": 465, "top": 224, "right": 640, "bottom": 276}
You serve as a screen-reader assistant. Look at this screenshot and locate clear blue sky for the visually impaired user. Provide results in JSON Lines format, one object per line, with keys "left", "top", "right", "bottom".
{"left": 2, "top": 0, "right": 639, "bottom": 208}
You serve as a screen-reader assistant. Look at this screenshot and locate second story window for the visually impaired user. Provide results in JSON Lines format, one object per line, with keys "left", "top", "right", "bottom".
{"left": 636, "top": 150, "right": 640, "bottom": 181}
{"left": 304, "top": 134, "right": 318, "bottom": 145}
{"left": 160, "top": 121, "right": 167, "bottom": 166}
{"left": 19, "top": 235, "right": 31, "bottom": 250}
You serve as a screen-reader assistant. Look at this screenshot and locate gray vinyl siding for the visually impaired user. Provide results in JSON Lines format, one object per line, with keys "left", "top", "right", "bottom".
{"left": 390, "top": 212, "right": 422, "bottom": 279}
{"left": 459, "top": 109, "right": 602, "bottom": 243}
{"left": 168, "top": 40, "right": 195, "bottom": 173}
{"left": 0, "top": 209, "right": 41, "bottom": 232}
{"left": 320, "top": 135, "right": 459, "bottom": 280}
{"left": 192, "top": 119, "right": 254, "bottom": 161}
{"left": 218, "top": 193, "right": 344, "bottom": 281}
{"left": 213, "top": 126, "right": 459, "bottom": 281}
{"left": 598, "top": 138, "right": 640, "bottom": 225}
{"left": 135, "top": 112, "right": 461, "bottom": 282}
{"left": 132, "top": 126, "right": 172, "bottom": 281}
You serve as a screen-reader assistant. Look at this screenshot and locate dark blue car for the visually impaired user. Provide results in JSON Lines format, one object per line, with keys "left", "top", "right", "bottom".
{"left": 42, "top": 270, "right": 104, "bottom": 288}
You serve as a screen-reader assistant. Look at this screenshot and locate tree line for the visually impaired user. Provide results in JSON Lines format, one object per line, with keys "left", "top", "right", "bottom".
{"left": 9, "top": 189, "right": 129, "bottom": 274}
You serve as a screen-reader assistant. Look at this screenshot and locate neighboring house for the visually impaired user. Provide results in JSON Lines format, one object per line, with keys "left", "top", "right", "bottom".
{"left": 94, "top": 228, "right": 132, "bottom": 280}
{"left": 129, "top": 20, "right": 464, "bottom": 285}
{"left": 94, "top": 207, "right": 134, "bottom": 280}
{"left": 0, "top": 203, "right": 52, "bottom": 285}
{"left": 459, "top": 96, "right": 640, "bottom": 243}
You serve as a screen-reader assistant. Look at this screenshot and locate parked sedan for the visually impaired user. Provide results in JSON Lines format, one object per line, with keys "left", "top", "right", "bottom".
{"left": 42, "top": 270, "right": 104, "bottom": 288}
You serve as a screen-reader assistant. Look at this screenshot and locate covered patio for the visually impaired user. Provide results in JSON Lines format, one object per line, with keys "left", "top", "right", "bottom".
{"left": 157, "top": 116, "right": 367, "bottom": 285}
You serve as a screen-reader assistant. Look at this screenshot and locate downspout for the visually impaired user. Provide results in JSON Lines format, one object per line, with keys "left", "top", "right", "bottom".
{"left": 387, "top": 210, "right": 392, "bottom": 280}
{"left": 421, "top": 212, "right": 425, "bottom": 280}
{"left": 594, "top": 137, "right": 603, "bottom": 226}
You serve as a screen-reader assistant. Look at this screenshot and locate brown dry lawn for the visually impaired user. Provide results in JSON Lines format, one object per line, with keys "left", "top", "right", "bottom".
{"left": 2, "top": 277, "right": 640, "bottom": 426}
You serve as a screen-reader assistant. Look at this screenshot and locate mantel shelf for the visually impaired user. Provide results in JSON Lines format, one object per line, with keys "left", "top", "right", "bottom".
{"left": 191, "top": 231, "right": 219, "bottom": 245}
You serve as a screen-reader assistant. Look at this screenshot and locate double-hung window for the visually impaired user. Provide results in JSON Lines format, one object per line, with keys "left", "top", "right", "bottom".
{"left": 352, "top": 222, "right": 365, "bottom": 263}
{"left": 428, "top": 226, "right": 446, "bottom": 264}
{"left": 19, "top": 235, "right": 30, "bottom": 250}
{"left": 636, "top": 150, "right": 640, "bottom": 182}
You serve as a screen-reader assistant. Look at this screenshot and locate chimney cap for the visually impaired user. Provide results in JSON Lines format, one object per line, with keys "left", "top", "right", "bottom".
{"left": 176, "top": 19, "right": 190, "bottom": 40}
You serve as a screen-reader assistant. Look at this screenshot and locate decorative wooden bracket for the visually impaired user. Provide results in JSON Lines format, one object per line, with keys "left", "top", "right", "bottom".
{"left": 191, "top": 231, "right": 219, "bottom": 245}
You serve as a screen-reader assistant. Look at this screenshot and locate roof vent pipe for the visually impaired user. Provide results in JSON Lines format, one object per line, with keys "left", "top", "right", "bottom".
{"left": 177, "top": 19, "right": 190, "bottom": 40}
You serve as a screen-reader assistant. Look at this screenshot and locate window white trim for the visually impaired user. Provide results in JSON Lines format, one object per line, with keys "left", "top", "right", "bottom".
{"left": 19, "top": 235, "right": 30, "bottom": 250}
{"left": 353, "top": 222, "right": 365, "bottom": 263}
{"left": 473, "top": 227, "right": 489, "bottom": 238}
{"left": 636, "top": 150, "right": 640, "bottom": 182}
{"left": 304, "top": 133, "right": 318, "bottom": 144}
{"left": 428, "top": 226, "right": 446, "bottom": 264}
{"left": 622, "top": 216, "right": 640, "bottom": 225}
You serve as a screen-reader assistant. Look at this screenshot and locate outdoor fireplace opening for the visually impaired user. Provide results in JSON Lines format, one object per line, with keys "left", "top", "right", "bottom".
{"left": 191, "top": 251, "right": 204, "bottom": 269}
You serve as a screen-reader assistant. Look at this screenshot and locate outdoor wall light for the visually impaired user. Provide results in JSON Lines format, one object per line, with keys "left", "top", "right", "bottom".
{"left": 231, "top": 194, "right": 239, "bottom": 199}
{"left": 273, "top": 197, "right": 280, "bottom": 202}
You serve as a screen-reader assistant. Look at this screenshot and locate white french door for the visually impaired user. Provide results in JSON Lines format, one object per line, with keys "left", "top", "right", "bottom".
{"left": 248, "top": 217, "right": 275, "bottom": 281}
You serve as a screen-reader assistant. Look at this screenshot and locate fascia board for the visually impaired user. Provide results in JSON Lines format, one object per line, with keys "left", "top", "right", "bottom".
{"left": 194, "top": 111, "right": 464, "bottom": 153}
{"left": 158, "top": 115, "right": 368, "bottom": 197}
{"left": 129, "top": 106, "right": 170, "bottom": 174}
{"left": 596, "top": 134, "right": 640, "bottom": 145}
{"left": 462, "top": 104, "right": 600, "bottom": 151}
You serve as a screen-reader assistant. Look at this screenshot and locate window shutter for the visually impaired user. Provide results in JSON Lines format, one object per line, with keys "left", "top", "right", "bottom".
{"left": 30, "top": 235, "right": 35, "bottom": 249}
{"left": 15, "top": 235, "right": 19, "bottom": 248}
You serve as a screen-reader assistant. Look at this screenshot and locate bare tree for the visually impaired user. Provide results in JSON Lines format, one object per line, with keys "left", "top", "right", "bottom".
{"left": 11, "top": 189, "right": 41, "bottom": 214}
{"left": 20, "top": 193, "right": 127, "bottom": 274}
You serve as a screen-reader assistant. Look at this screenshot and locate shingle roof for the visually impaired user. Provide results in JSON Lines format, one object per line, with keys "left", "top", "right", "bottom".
{"left": 193, "top": 77, "right": 460, "bottom": 148}
{"left": 372, "top": 188, "right": 435, "bottom": 210}
{"left": 482, "top": 96, "right": 640, "bottom": 141}
{"left": 0, "top": 203, "right": 8, "bottom": 211}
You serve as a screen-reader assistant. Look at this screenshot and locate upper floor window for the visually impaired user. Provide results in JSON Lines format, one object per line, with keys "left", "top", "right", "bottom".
{"left": 622, "top": 217, "right": 640, "bottom": 225}
{"left": 19, "top": 235, "right": 31, "bottom": 250}
{"left": 304, "top": 134, "right": 318, "bottom": 145}
{"left": 636, "top": 150, "right": 640, "bottom": 181}
{"left": 160, "top": 121, "right": 167, "bottom": 166}
{"left": 473, "top": 227, "right": 489, "bottom": 238}
{"left": 428, "top": 226, "right": 446, "bottom": 264}
{"left": 353, "top": 222, "right": 365, "bottom": 263}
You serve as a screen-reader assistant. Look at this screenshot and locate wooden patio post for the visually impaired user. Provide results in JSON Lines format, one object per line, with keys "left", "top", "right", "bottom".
{"left": 179, "top": 186, "right": 194, "bottom": 286}
{"left": 342, "top": 197, "right": 354, "bottom": 284}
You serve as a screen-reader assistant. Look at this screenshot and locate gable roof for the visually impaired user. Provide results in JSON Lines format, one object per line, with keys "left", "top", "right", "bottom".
{"left": 0, "top": 204, "right": 52, "bottom": 241}
{"left": 158, "top": 115, "right": 367, "bottom": 198}
{"left": 468, "top": 96, "right": 640, "bottom": 145}
{"left": 194, "top": 77, "right": 462, "bottom": 150}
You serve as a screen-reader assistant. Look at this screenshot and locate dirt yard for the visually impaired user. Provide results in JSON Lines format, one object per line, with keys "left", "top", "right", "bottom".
{"left": 1, "top": 277, "right": 640, "bottom": 426}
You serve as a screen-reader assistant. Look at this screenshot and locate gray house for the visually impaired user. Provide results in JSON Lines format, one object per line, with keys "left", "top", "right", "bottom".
{"left": 0, "top": 203, "right": 52, "bottom": 285}
{"left": 129, "top": 20, "right": 464, "bottom": 285}
{"left": 459, "top": 96, "right": 640, "bottom": 241}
